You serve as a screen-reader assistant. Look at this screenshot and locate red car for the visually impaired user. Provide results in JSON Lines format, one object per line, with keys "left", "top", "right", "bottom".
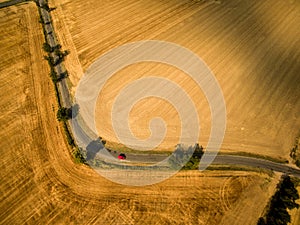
{"left": 118, "top": 153, "right": 126, "bottom": 160}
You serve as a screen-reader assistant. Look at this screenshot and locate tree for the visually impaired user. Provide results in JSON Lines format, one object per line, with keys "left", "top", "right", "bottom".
{"left": 257, "top": 217, "right": 266, "bottom": 225}
{"left": 49, "top": 68, "right": 58, "bottom": 83}
{"left": 261, "top": 175, "right": 299, "bottom": 225}
{"left": 193, "top": 143, "right": 204, "bottom": 158}
{"left": 63, "top": 50, "right": 70, "bottom": 56}
{"left": 168, "top": 143, "right": 204, "bottom": 170}
{"left": 58, "top": 71, "right": 68, "bottom": 80}
{"left": 73, "top": 147, "right": 86, "bottom": 164}
{"left": 266, "top": 203, "right": 291, "bottom": 225}
{"left": 43, "top": 55, "right": 55, "bottom": 66}
{"left": 40, "top": 3, "right": 50, "bottom": 11}
{"left": 62, "top": 122, "right": 75, "bottom": 147}
{"left": 279, "top": 175, "right": 299, "bottom": 209}
{"left": 53, "top": 49, "right": 70, "bottom": 63}
{"left": 43, "top": 43, "right": 52, "bottom": 53}
{"left": 57, "top": 107, "right": 72, "bottom": 121}
{"left": 54, "top": 48, "right": 61, "bottom": 56}
{"left": 53, "top": 44, "right": 62, "bottom": 50}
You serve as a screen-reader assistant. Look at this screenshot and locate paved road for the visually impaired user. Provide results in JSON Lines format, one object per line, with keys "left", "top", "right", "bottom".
{"left": 212, "top": 155, "right": 300, "bottom": 177}
{"left": 71, "top": 123, "right": 300, "bottom": 177}
{"left": 39, "top": 0, "right": 72, "bottom": 108}
{"left": 119, "top": 153, "right": 300, "bottom": 177}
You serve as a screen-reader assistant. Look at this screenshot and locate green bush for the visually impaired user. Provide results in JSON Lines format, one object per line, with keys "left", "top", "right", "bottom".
{"left": 43, "top": 43, "right": 53, "bottom": 52}
{"left": 40, "top": 3, "right": 50, "bottom": 11}
{"left": 73, "top": 147, "right": 86, "bottom": 164}
{"left": 58, "top": 71, "right": 68, "bottom": 80}
{"left": 57, "top": 107, "right": 72, "bottom": 121}
{"left": 168, "top": 144, "right": 204, "bottom": 170}
{"left": 62, "top": 122, "right": 75, "bottom": 147}
{"left": 43, "top": 55, "right": 55, "bottom": 66}
{"left": 49, "top": 68, "right": 58, "bottom": 83}
{"left": 63, "top": 50, "right": 70, "bottom": 57}
{"left": 53, "top": 44, "right": 62, "bottom": 50}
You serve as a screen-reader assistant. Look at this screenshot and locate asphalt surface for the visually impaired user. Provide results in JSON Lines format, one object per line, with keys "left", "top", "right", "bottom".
{"left": 106, "top": 152, "right": 300, "bottom": 178}
{"left": 212, "top": 155, "right": 300, "bottom": 177}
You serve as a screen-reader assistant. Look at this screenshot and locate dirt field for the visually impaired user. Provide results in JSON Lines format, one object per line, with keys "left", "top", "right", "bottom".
{"left": 49, "top": 0, "right": 300, "bottom": 159}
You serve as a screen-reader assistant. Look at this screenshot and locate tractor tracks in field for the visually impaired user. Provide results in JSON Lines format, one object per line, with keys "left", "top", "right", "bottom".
{"left": 8, "top": 0, "right": 300, "bottom": 179}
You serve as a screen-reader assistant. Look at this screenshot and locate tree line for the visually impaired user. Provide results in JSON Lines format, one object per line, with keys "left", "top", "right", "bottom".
{"left": 168, "top": 143, "right": 204, "bottom": 170}
{"left": 36, "top": 0, "right": 85, "bottom": 164}
{"left": 257, "top": 175, "right": 299, "bottom": 225}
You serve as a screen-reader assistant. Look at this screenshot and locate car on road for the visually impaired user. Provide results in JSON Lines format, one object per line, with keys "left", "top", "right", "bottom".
{"left": 118, "top": 153, "right": 126, "bottom": 160}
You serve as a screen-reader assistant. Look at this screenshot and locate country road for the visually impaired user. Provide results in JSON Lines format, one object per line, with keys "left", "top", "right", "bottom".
{"left": 103, "top": 150, "right": 300, "bottom": 178}
{"left": 212, "top": 155, "right": 300, "bottom": 177}
{"left": 39, "top": 0, "right": 72, "bottom": 108}
{"left": 36, "top": 0, "right": 300, "bottom": 178}
{"left": 74, "top": 118, "right": 300, "bottom": 178}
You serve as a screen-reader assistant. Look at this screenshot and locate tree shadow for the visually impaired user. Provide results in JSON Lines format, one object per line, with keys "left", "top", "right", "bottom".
{"left": 86, "top": 137, "right": 104, "bottom": 161}
{"left": 71, "top": 103, "right": 79, "bottom": 119}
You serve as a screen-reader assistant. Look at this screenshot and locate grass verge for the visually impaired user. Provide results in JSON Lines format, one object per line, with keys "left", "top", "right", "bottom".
{"left": 207, "top": 164, "right": 274, "bottom": 177}
{"left": 219, "top": 151, "right": 288, "bottom": 164}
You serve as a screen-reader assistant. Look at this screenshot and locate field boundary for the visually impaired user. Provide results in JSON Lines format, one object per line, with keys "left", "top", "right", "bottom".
{"left": 219, "top": 151, "right": 288, "bottom": 164}
{"left": 34, "top": 0, "right": 86, "bottom": 164}
{"left": 0, "top": 0, "right": 29, "bottom": 8}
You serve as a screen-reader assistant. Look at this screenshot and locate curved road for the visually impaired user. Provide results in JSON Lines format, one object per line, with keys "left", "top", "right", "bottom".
{"left": 36, "top": 0, "right": 300, "bottom": 179}
{"left": 109, "top": 151, "right": 300, "bottom": 178}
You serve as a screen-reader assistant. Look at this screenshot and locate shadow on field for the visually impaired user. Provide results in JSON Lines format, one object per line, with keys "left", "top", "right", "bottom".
{"left": 86, "top": 137, "right": 104, "bottom": 160}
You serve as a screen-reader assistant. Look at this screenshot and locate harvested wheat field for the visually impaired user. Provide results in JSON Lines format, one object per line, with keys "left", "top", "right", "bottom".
{"left": 0, "top": 3, "right": 289, "bottom": 225}
{"left": 49, "top": 0, "right": 300, "bottom": 159}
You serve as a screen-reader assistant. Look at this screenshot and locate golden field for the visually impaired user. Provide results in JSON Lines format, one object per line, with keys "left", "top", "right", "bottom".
{"left": 1, "top": 0, "right": 300, "bottom": 224}
{"left": 50, "top": 0, "right": 300, "bottom": 159}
